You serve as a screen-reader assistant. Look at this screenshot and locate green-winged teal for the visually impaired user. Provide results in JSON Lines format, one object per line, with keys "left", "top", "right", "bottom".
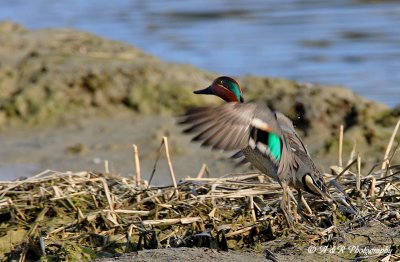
{"left": 180, "top": 76, "right": 331, "bottom": 227}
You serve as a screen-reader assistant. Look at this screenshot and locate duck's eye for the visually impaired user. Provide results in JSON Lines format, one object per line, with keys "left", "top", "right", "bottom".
{"left": 219, "top": 80, "right": 224, "bottom": 85}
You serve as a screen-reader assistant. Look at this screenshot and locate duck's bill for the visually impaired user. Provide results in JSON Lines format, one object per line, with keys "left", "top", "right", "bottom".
{"left": 193, "top": 86, "right": 212, "bottom": 95}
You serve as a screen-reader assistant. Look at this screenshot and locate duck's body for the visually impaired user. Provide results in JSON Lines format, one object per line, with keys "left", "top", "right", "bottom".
{"left": 180, "top": 76, "right": 330, "bottom": 226}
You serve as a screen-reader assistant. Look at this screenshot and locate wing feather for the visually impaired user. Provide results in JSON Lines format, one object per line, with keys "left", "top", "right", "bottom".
{"left": 181, "top": 103, "right": 278, "bottom": 151}
{"left": 275, "top": 111, "right": 309, "bottom": 155}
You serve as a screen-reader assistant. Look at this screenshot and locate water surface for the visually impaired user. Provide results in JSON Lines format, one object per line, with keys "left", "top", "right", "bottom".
{"left": 0, "top": 1, "right": 399, "bottom": 105}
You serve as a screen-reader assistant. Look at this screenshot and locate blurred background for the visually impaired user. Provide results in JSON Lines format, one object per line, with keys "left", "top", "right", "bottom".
{"left": 0, "top": 1, "right": 399, "bottom": 182}
{"left": 1, "top": 0, "right": 399, "bottom": 107}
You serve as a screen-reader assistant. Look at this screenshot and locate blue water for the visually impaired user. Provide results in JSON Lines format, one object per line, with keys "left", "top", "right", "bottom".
{"left": 1, "top": 0, "right": 399, "bottom": 106}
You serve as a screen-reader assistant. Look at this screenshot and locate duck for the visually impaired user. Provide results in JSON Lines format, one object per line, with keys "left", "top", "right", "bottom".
{"left": 180, "top": 76, "right": 331, "bottom": 227}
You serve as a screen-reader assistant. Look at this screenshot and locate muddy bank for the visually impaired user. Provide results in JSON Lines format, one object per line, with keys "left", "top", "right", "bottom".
{"left": 95, "top": 221, "right": 400, "bottom": 262}
{"left": 96, "top": 248, "right": 267, "bottom": 262}
{"left": 0, "top": 112, "right": 243, "bottom": 182}
{"left": 0, "top": 21, "right": 399, "bottom": 179}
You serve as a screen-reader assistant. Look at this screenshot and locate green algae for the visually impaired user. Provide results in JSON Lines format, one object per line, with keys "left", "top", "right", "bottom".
{"left": 0, "top": 228, "right": 27, "bottom": 255}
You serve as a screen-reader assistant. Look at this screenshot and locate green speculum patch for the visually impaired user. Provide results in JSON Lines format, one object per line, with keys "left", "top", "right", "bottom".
{"left": 268, "top": 132, "right": 282, "bottom": 161}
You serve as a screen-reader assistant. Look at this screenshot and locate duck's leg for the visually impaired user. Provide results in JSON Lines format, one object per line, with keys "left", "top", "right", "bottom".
{"left": 281, "top": 184, "right": 294, "bottom": 229}
{"left": 296, "top": 190, "right": 313, "bottom": 216}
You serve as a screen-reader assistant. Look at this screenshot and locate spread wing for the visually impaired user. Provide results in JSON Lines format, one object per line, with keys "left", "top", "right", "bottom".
{"left": 179, "top": 103, "right": 282, "bottom": 151}
{"left": 179, "top": 103, "right": 297, "bottom": 183}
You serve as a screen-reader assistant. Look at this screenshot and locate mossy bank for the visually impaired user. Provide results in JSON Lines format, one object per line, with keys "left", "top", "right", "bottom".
{"left": 0, "top": 21, "right": 398, "bottom": 171}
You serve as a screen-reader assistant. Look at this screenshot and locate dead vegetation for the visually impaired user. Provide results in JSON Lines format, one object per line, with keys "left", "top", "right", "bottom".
{"left": 0, "top": 122, "right": 399, "bottom": 261}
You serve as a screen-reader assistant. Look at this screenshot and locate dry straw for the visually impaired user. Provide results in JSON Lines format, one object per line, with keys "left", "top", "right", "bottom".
{"left": 0, "top": 126, "right": 399, "bottom": 261}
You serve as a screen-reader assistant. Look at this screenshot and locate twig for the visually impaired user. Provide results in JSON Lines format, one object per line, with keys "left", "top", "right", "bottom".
{"left": 133, "top": 144, "right": 141, "bottom": 187}
{"left": 225, "top": 225, "right": 256, "bottom": 237}
{"left": 133, "top": 144, "right": 142, "bottom": 203}
{"left": 163, "top": 136, "right": 179, "bottom": 197}
{"left": 101, "top": 178, "right": 114, "bottom": 212}
{"left": 339, "top": 124, "right": 344, "bottom": 167}
{"left": 133, "top": 145, "right": 140, "bottom": 186}
{"left": 297, "top": 194, "right": 313, "bottom": 215}
{"left": 336, "top": 158, "right": 358, "bottom": 180}
{"left": 28, "top": 207, "right": 49, "bottom": 237}
{"left": 381, "top": 119, "right": 400, "bottom": 173}
{"left": 7, "top": 199, "right": 26, "bottom": 220}
{"left": 356, "top": 154, "right": 362, "bottom": 206}
{"left": 104, "top": 160, "right": 109, "bottom": 173}
{"left": 141, "top": 217, "right": 201, "bottom": 226}
{"left": 186, "top": 173, "right": 266, "bottom": 182}
{"left": 369, "top": 176, "right": 376, "bottom": 197}
{"left": 102, "top": 209, "right": 152, "bottom": 216}
{"left": 196, "top": 164, "right": 209, "bottom": 179}
{"left": 148, "top": 139, "right": 165, "bottom": 185}
{"left": 0, "top": 169, "right": 53, "bottom": 198}
{"left": 39, "top": 236, "right": 46, "bottom": 256}
{"left": 347, "top": 142, "right": 357, "bottom": 167}
{"left": 249, "top": 196, "right": 256, "bottom": 222}
{"left": 356, "top": 155, "right": 361, "bottom": 192}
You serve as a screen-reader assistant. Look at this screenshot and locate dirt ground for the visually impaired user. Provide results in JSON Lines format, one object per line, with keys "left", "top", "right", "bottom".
{"left": 94, "top": 221, "right": 399, "bottom": 262}
{"left": 0, "top": 111, "right": 245, "bottom": 183}
{"left": 96, "top": 248, "right": 267, "bottom": 262}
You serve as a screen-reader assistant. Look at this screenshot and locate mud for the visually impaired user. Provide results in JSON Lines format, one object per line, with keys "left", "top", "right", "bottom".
{"left": 95, "top": 221, "right": 400, "bottom": 262}
{"left": 0, "top": 111, "right": 244, "bottom": 183}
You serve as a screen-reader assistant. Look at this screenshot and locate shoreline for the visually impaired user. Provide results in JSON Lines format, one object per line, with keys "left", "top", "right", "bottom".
{"left": 0, "top": 21, "right": 399, "bottom": 261}
{"left": 0, "top": 20, "right": 398, "bottom": 179}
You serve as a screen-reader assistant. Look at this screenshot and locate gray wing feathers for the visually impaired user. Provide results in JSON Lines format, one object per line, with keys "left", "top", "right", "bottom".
{"left": 181, "top": 103, "right": 269, "bottom": 151}
{"left": 275, "top": 111, "right": 309, "bottom": 155}
{"left": 181, "top": 103, "right": 309, "bottom": 189}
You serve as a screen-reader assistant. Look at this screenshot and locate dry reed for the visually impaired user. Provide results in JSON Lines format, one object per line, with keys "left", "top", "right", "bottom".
{"left": 0, "top": 123, "right": 399, "bottom": 261}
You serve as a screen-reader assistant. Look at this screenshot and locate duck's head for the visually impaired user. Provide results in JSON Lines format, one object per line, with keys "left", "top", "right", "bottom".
{"left": 194, "top": 76, "right": 244, "bottom": 103}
